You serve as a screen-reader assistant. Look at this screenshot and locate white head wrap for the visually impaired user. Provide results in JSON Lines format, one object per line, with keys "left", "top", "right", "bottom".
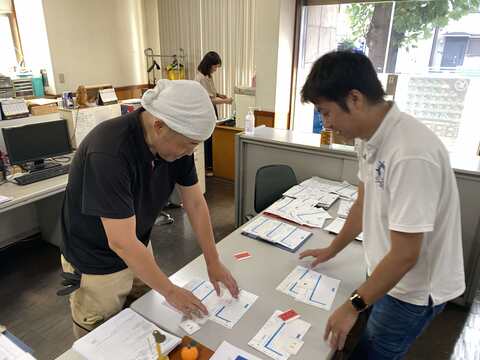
{"left": 141, "top": 79, "right": 216, "bottom": 141}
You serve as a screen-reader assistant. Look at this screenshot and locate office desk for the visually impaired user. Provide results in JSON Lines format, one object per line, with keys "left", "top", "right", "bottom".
{"left": 235, "top": 126, "right": 480, "bottom": 306}
{"left": 56, "top": 202, "right": 366, "bottom": 359}
{"left": 212, "top": 125, "right": 243, "bottom": 180}
{"left": 0, "top": 174, "right": 68, "bottom": 248}
{"left": 130, "top": 210, "right": 365, "bottom": 359}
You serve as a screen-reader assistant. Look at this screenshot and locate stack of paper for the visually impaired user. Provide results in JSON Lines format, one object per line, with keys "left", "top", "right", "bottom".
{"left": 248, "top": 310, "right": 310, "bottom": 360}
{"left": 298, "top": 177, "right": 358, "bottom": 201}
{"left": 277, "top": 266, "right": 340, "bottom": 311}
{"left": 211, "top": 341, "right": 262, "bottom": 360}
{"left": 182, "top": 279, "right": 258, "bottom": 329}
{"left": 242, "top": 216, "right": 312, "bottom": 251}
{"left": 324, "top": 217, "right": 363, "bottom": 241}
{"left": 72, "top": 308, "right": 181, "bottom": 360}
{"left": 333, "top": 182, "right": 358, "bottom": 200}
{"left": 265, "top": 197, "right": 332, "bottom": 228}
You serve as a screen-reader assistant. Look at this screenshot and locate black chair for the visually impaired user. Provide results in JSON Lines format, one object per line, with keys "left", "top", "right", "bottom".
{"left": 254, "top": 164, "right": 298, "bottom": 213}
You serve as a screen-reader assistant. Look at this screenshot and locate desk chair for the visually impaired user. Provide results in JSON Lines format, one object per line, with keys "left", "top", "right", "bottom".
{"left": 246, "top": 165, "right": 297, "bottom": 222}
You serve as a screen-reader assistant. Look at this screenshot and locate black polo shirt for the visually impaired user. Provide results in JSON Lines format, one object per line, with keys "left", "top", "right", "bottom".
{"left": 61, "top": 108, "right": 198, "bottom": 274}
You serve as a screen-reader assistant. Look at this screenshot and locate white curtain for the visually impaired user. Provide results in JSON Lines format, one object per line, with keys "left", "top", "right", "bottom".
{"left": 157, "top": 0, "right": 256, "bottom": 118}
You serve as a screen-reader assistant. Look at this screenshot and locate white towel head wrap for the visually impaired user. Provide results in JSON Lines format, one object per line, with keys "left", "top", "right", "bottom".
{"left": 141, "top": 79, "right": 216, "bottom": 141}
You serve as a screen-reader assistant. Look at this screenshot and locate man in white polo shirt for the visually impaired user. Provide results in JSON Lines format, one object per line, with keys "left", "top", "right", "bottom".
{"left": 299, "top": 51, "right": 465, "bottom": 359}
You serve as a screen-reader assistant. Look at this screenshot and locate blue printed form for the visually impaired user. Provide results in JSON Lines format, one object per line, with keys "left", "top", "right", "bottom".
{"left": 184, "top": 279, "right": 258, "bottom": 329}
{"left": 276, "top": 266, "right": 340, "bottom": 311}
{"left": 248, "top": 310, "right": 310, "bottom": 360}
{"left": 241, "top": 216, "right": 312, "bottom": 252}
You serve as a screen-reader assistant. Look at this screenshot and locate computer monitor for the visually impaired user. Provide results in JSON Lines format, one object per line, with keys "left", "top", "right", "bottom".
{"left": 2, "top": 119, "right": 72, "bottom": 171}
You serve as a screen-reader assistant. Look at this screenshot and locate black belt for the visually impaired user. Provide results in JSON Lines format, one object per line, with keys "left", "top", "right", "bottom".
{"left": 57, "top": 270, "right": 81, "bottom": 296}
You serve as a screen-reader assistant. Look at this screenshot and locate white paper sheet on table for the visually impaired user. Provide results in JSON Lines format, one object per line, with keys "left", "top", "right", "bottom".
{"left": 241, "top": 216, "right": 312, "bottom": 250}
{"left": 0, "top": 196, "right": 12, "bottom": 205}
{"left": 210, "top": 341, "right": 262, "bottom": 360}
{"left": 0, "top": 334, "right": 36, "bottom": 360}
{"left": 337, "top": 199, "right": 354, "bottom": 218}
{"left": 333, "top": 182, "right": 358, "bottom": 200}
{"left": 72, "top": 308, "right": 181, "bottom": 360}
{"left": 265, "top": 197, "right": 332, "bottom": 228}
{"left": 183, "top": 279, "right": 258, "bottom": 329}
{"left": 324, "top": 217, "right": 363, "bottom": 241}
{"left": 248, "top": 310, "right": 310, "bottom": 360}
{"left": 277, "top": 266, "right": 340, "bottom": 311}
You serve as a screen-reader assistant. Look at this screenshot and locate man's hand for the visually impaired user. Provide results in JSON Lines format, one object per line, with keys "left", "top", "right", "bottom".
{"left": 207, "top": 260, "right": 239, "bottom": 298}
{"left": 164, "top": 285, "right": 209, "bottom": 319}
{"left": 299, "top": 247, "right": 335, "bottom": 268}
{"left": 324, "top": 302, "right": 359, "bottom": 351}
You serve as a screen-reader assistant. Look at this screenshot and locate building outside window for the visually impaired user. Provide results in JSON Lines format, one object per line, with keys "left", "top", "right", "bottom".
{"left": 292, "top": 0, "right": 480, "bottom": 157}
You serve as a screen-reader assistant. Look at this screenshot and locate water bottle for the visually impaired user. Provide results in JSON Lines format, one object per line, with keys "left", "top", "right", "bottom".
{"left": 244, "top": 107, "right": 255, "bottom": 135}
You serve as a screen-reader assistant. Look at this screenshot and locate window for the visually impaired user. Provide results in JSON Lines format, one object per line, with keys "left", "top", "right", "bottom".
{"left": 292, "top": 1, "right": 480, "bottom": 155}
{"left": 0, "top": 14, "right": 17, "bottom": 75}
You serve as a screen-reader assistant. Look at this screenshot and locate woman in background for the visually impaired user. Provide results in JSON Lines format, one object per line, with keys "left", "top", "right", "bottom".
{"left": 196, "top": 51, "right": 232, "bottom": 173}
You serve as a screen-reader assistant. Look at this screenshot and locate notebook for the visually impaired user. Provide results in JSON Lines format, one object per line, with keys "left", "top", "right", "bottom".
{"left": 72, "top": 308, "right": 181, "bottom": 360}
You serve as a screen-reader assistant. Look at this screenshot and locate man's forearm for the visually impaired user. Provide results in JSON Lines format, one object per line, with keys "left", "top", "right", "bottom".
{"left": 110, "top": 239, "right": 174, "bottom": 297}
{"left": 184, "top": 197, "right": 220, "bottom": 265}
{"left": 329, "top": 200, "right": 363, "bottom": 255}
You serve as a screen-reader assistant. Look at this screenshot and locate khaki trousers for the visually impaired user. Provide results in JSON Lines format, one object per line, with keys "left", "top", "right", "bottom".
{"left": 60, "top": 244, "right": 152, "bottom": 339}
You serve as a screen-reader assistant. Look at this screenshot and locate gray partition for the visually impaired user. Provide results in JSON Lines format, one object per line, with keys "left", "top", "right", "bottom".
{"left": 235, "top": 126, "right": 480, "bottom": 306}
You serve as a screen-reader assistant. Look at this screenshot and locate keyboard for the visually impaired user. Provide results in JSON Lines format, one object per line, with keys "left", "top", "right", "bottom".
{"left": 15, "top": 165, "right": 70, "bottom": 185}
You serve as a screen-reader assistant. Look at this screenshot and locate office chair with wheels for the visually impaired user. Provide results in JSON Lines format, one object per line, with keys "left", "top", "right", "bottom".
{"left": 253, "top": 164, "right": 298, "bottom": 214}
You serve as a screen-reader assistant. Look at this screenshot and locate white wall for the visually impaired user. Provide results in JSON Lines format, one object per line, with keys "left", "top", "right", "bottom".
{"left": 14, "top": 0, "right": 56, "bottom": 93}
{"left": 254, "top": 0, "right": 296, "bottom": 129}
{"left": 274, "top": 0, "right": 296, "bottom": 129}
{"left": 41, "top": 0, "right": 149, "bottom": 93}
{"left": 254, "top": 0, "right": 280, "bottom": 113}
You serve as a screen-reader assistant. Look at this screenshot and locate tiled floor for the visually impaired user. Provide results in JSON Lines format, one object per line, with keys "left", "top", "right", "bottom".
{"left": 0, "top": 177, "right": 478, "bottom": 360}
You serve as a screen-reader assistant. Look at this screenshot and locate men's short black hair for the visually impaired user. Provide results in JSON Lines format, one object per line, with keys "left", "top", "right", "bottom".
{"left": 198, "top": 51, "right": 222, "bottom": 77}
{"left": 301, "top": 51, "right": 385, "bottom": 111}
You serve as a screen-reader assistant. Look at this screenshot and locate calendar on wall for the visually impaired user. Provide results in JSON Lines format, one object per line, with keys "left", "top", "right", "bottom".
{"left": 404, "top": 77, "right": 470, "bottom": 140}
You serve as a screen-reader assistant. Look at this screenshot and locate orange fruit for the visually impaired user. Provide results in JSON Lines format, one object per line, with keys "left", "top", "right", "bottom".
{"left": 180, "top": 345, "right": 199, "bottom": 360}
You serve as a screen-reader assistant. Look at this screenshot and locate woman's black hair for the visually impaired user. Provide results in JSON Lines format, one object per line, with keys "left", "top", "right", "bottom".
{"left": 198, "top": 51, "right": 222, "bottom": 77}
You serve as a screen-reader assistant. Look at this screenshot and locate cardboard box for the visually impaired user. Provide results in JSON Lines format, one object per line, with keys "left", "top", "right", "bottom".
{"left": 29, "top": 102, "right": 58, "bottom": 115}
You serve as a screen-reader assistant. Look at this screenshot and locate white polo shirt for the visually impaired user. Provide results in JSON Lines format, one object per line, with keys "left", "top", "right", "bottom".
{"left": 357, "top": 102, "right": 465, "bottom": 306}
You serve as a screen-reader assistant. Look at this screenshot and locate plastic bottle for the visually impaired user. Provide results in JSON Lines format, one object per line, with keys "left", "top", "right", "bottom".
{"left": 244, "top": 107, "right": 255, "bottom": 135}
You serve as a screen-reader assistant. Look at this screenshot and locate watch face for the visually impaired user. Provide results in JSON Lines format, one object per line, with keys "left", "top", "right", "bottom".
{"left": 351, "top": 294, "right": 367, "bottom": 312}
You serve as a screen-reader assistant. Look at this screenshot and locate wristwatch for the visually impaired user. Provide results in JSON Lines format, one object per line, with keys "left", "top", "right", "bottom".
{"left": 349, "top": 290, "right": 368, "bottom": 312}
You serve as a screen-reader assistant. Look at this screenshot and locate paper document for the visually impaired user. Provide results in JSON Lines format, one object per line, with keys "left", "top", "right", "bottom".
{"left": 298, "top": 177, "right": 357, "bottom": 200}
{"left": 248, "top": 310, "right": 310, "bottom": 360}
{"left": 184, "top": 279, "right": 258, "bottom": 329}
{"left": 333, "top": 181, "right": 358, "bottom": 200}
{"left": 211, "top": 341, "right": 262, "bottom": 360}
{"left": 324, "top": 217, "right": 363, "bottom": 241}
{"left": 0, "top": 196, "right": 12, "bottom": 205}
{"left": 242, "top": 216, "right": 312, "bottom": 250}
{"left": 265, "top": 197, "right": 332, "bottom": 228}
{"left": 277, "top": 266, "right": 340, "bottom": 311}
{"left": 72, "top": 308, "right": 181, "bottom": 360}
{"left": 337, "top": 199, "right": 354, "bottom": 218}
{"left": 0, "top": 334, "right": 35, "bottom": 360}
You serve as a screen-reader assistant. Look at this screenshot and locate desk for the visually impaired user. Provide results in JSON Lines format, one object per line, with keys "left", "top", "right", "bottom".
{"left": 212, "top": 125, "right": 243, "bottom": 180}
{"left": 235, "top": 126, "right": 480, "bottom": 306}
{"left": 57, "top": 201, "right": 366, "bottom": 359}
{"left": 0, "top": 174, "right": 68, "bottom": 248}
{"left": 131, "top": 207, "right": 365, "bottom": 359}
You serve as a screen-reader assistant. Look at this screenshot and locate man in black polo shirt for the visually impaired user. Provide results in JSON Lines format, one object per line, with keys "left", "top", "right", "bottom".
{"left": 61, "top": 80, "right": 239, "bottom": 337}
